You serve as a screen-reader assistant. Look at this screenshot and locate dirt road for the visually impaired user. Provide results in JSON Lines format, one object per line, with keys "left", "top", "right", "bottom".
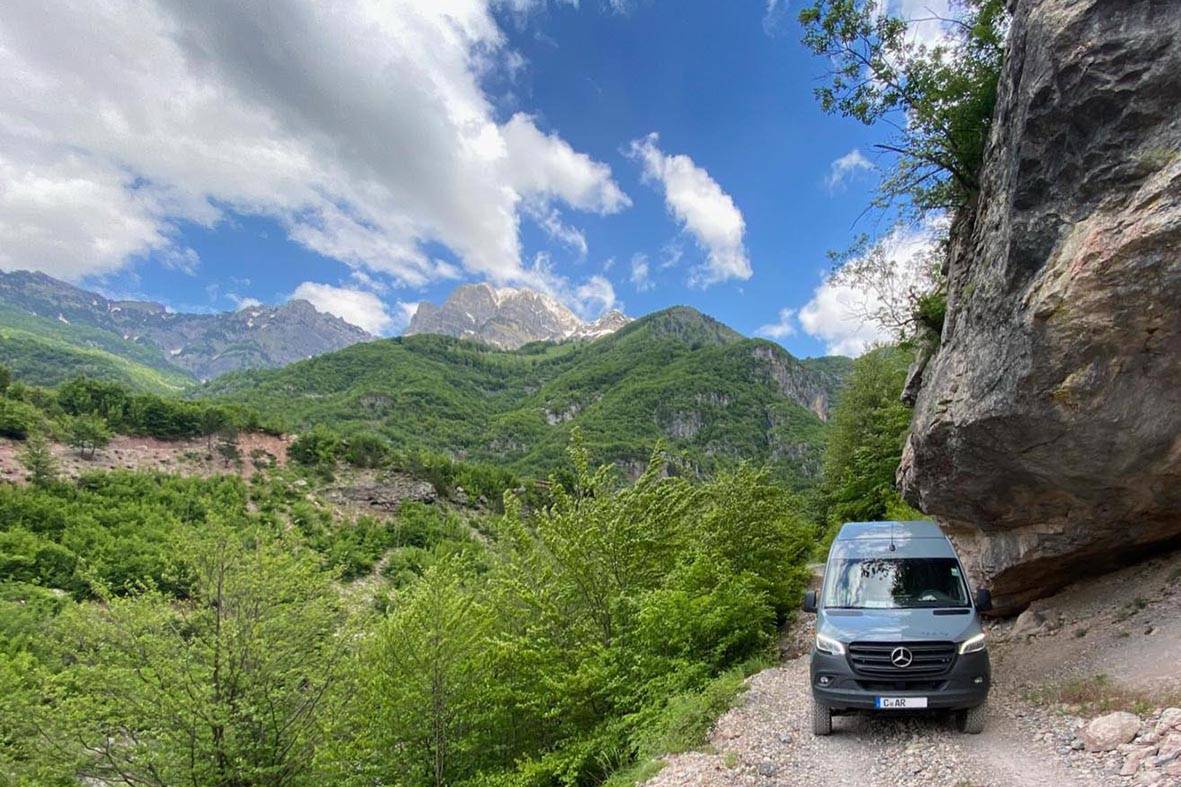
{"left": 646, "top": 550, "right": 1181, "bottom": 787}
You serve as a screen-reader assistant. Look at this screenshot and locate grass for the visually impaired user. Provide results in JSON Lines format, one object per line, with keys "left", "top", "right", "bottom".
{"left": 1113, "top": 596, "right": 1150, "bottom": 623}
{"left": 603, "top": 656, "right": 769, "bottom": 786}
{"left": 1025, "top": 674, "right": 1181, "bottom": 717}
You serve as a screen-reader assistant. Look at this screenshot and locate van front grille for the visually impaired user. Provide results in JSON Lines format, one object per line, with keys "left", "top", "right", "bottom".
{"left": 846, "top": 641, "right": 956, "bottom": 678}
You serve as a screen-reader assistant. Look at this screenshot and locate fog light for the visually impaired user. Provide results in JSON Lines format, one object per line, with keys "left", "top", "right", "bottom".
{"left": 819, "top": 676, "right": 832, "bottom": 686}
{"left": 973, "top": 676, "right": 984, "bottom": 684}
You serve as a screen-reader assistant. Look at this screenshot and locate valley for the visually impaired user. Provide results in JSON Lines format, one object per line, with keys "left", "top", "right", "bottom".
{"left": 0, "top": 0, "right": 1178, "bottom": 784}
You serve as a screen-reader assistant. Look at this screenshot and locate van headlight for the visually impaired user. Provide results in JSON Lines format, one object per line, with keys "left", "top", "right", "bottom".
{"left": 816, "top": 633, "right": 846, "bottom": 655}
{"left": 958, "top": 632, "right": 986, "bottom": 655}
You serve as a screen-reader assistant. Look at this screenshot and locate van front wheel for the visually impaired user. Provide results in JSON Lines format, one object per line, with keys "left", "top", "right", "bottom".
{"left": 955, "top": 702, "right": 986, "bottom": 734}
{"left": 812, "top": 699, "right": 833, "bottom": 736}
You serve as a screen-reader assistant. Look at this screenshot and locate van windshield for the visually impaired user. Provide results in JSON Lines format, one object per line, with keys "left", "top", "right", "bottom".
{"left": 824, "top": 557, "right": 969, "bottom": 609}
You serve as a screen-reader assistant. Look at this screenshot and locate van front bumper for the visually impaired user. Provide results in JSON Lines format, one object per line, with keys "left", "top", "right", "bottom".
{"left": 810, "top": 648, "right": 990, "bottom": 711}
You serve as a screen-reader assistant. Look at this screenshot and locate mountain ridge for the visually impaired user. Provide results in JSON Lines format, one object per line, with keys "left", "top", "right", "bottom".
{"left": 405, "top": 282, "right": 632, "bottom": 348}
{"left": 0, "top": 270, "right": 372, "bottom": 384}
{"left": 201, "top": 305, "right": 852, "bottom": 483}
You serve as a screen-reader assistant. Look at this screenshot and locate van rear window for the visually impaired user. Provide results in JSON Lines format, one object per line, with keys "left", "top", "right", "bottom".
{"left": 823, "top": 558, "right": 969, "bottom": 609}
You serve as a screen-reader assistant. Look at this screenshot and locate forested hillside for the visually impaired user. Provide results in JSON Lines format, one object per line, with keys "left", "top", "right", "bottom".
{"left": 202, "top": 307, "right": 851, "bottom": 484}
{"left": 0, "top": 352, "right": 825, "bottom": 785}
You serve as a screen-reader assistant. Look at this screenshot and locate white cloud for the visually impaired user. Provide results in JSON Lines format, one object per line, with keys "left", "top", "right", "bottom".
{"left": 229, "top": 294, "right": 262, "bottom": 310}
{"left": 574, "top": 275, "right": 617, "bottom": 318}
{"left": 291, "top": 282, "right": 394, "bottom": 335}
{"left": 763, "top": 0, "right": 790, "bottom": 34}
{"left": 630, "top": 253, "right": 653, "bottom": 292}
{"left": 394, "top": 300, "right": 421, "bottom": 333}
{"left": 825, "top": 148, "right": 873, "bottom": 192}
{"left": 0, "top": 0, "right": 626, "bottom": 287}
{"left": 797, "top": 223, "right": 940, "bottom": 356}
{"left": 628, "top": 133, "right": 751, "bottom": 288}
{"left": 522, "top": 201, "right": 589, "bottom": 257}
{"left": 756, "top": 307, "right": 797, "bottom": 340}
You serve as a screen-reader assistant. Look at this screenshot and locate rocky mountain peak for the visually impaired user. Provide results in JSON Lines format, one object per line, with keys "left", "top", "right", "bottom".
{"left": 0, "top": 269, "right": 372, "bottom": 381}
{"left": 405, "top": 283, "right": 631, "bottom": 348}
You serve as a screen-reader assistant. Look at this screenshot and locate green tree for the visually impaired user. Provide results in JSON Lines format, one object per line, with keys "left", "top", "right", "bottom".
{"left": 343, "top": 561, "right": 491, "bottom": 786}
{"left": 65, "top": 413, "right": 112, "bottom": 459}
{"left": 0, "top": 398, "right": 41, "bottom": 440}
{"left": 821, "top": 346, "right": 922, "bottom": 532}
{"left": 201, "top": 406, "right": 230, "bottom": 455}
{"left": 0, "top": 364, "right": 10, "bottom": 395}
{"left": 216, "top": 424, "right": 241, "bottom": 468}
{"left": 289, "top": 426, "right": 341, "bottom": 467}
{"left": 799, "top": 0, "right": 1007, "bottom": 211}
{"left": 17, "top": 431, "right": 57, "bottom": 487}
{"left": 343, "top": 431, "right": 389, "bottom": 468}
{"left": 32, "top": 521, "right": 348, "bottom": 786}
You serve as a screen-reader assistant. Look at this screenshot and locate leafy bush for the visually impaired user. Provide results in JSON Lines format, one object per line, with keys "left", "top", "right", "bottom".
{"left": 64, "top": 413, "right": 112, "bottom": 458}
{"left": 290, "top": 425, "right": 342, "bottom": 466}
{"left": 343, "top": 431, "right": 389, "bottom": 468}
{"left": 338, "top": 435, "right": 813, "bottom": 784}
{"left": 0, "top": 398, "right": 43, "bottom": 440}
{"left": 27, "top": 522, "right": 348, "bottom": 786}
{"left": 915, "top": 290, "right": 948, "bottom": 337}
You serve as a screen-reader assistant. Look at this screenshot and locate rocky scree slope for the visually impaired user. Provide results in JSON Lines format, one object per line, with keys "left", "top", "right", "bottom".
{"left": 899, "top": 0, "right": 1181, "bottom": 613}
{"left": 405, "top": 282, "right": 631, "bottom": 349}
{"left": 0, "top": 270, "right": 372, "bottom": 382}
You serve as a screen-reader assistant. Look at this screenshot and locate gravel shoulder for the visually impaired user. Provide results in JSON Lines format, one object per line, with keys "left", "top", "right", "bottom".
{"left": 645, "top": 549, "right": 1181, "bottom": 787}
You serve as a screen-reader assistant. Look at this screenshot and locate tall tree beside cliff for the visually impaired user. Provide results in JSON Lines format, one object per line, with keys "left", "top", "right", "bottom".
{"left": 821, "top": 346, "right": 921, "bottom": 532}
{"left": 799, "top": 0, "right": 1007, "bottom": 213}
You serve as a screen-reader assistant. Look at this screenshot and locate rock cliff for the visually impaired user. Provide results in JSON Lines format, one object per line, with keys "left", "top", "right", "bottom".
{"left": 405, "top": 283, "right": 631, "bottom": 348}
{"left": 899, "top": 0, "right": 1181, "bottom": 613}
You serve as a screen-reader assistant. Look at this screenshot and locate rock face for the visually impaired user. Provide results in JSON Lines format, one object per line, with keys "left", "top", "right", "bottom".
{"left": 405, "top": 283, "right": 630, "bottom": 349}
{"left": 0, "top": 270, "right": 372, "bottom": 380}
{"left": 898, "top": 0, "right": 1181, "bottom": 613}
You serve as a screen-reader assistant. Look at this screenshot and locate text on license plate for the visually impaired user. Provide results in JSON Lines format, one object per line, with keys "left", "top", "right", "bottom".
{"left": 875, "top": 696, "right": 928, "bottom": 709}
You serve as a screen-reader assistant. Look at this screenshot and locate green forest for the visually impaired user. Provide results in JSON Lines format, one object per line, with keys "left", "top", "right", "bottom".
{"left": 199, "top": 308, "right": 850, "bottom": 486}
{"left": 0, "top": 340, "right": 917, "bottom": 785}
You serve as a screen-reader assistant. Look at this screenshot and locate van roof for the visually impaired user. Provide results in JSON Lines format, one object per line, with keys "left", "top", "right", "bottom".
{"left": 835, "top": 521, "right": 945, "bottom": 541}
{"left": 829, "top": 521, "right": 958, "bottom": 559}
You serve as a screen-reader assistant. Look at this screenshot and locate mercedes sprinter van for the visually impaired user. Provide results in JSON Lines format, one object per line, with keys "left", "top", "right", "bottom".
{"left": 802, "top": 521, "right": 992, "bottom": 735}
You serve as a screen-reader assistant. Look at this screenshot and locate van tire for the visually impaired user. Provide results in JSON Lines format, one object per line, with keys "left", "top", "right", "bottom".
{"left": 956, "top": 702, "right": 986, "bottom": 734}
{"left": 812, "top": 699, "right": 833, "bottom": 736}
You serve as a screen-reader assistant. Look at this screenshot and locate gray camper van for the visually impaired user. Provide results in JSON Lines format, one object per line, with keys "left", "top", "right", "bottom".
{"left": 802, "top": 521, "right": 991, "bottom": 735}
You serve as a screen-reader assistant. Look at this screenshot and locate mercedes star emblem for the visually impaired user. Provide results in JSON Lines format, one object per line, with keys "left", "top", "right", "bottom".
{"left": 890, "top": 646, "right": 914, "bottom": 668}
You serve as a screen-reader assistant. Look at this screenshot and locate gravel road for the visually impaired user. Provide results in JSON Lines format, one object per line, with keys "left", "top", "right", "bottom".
{"left": 645, "top": 550, "right": 1181, "bottom": 787}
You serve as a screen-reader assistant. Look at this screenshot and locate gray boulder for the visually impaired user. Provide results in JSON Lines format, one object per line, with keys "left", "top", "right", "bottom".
{"left": 898, "top": 0, "right": 1181, "bottom": 613}
{"left": 1081, "top": 712, "right": 1141, "bottom": 752}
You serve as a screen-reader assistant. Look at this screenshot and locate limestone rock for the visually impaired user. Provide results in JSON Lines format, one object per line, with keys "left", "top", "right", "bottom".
{"left": 1082, "top": 712, "right": 1142, "bottom": 752}
{"left": 898, "top": 0, "right": 1181, "bottom": 613}
{"left": 1156, "top": 708, "right": 1181, "bottom": 736}
{"left": 405, "top": 283, "right": 630, "bottom": 349}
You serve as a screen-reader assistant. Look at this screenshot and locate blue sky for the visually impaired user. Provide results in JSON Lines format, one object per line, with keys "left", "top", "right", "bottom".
{"left": 0, "top": 0, "right": 939, "bottom": 357}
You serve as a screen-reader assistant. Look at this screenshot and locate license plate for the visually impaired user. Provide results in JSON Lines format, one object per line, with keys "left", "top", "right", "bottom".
{"left": 875, "top": 697, "right": 928, "bottom": 709}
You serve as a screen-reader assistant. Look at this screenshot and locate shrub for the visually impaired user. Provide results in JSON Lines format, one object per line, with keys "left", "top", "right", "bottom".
{"left": 0, "top": 398, "right": 43, "bottom": 440}
{"left": 290, "top": 426, "right": 342, "bottom": 466}
{"left": 344, "top": 431, "right": 389, "bottom": 468}
{"left": 65, "top": 413, "right": 113, "bottom": 458}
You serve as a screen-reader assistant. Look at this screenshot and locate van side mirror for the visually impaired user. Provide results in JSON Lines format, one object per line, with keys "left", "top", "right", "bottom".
{"left": 975, "top": 588, "right": 992, "bottom": 612}
{"left": 802, "top": 590, "right": 817, "bottom": 614}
